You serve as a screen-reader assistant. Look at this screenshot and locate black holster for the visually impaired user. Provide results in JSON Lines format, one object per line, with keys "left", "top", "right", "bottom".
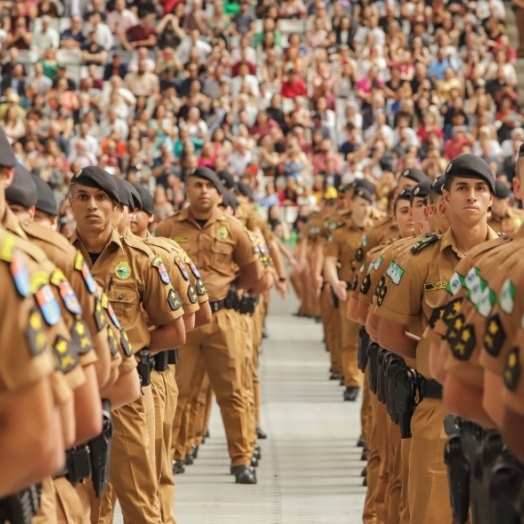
{"left": 239, "top": 292, "right": 257, "bottom": 314}
{"left": 60, "top": 445, "right": 91, "bottom": 485}
{"left": 224, "top": 286, "right": 240, "bottom": 311}
{"left": 368, "top": 342, "right": 379, "bottom": 394}
{"left": 89, "top": 399, "right": 113, "bottom": 498}
{"left": 330, "top": 287, "right": 339, "bottom": 309}
{"left": 138, "top": 348, "right": 151, "bottom": 386}
{"left": 384, "top": 353, "right": 405, "bottom": 424}
{"left": 357, "top": 326, "right": 369, "bottom": 372}
{"left": 376, "top": 348, "right": 388, "bottom": 404}
{"left": 0, "top": 485, "right": 41, "bottom": 524}
{"left": 154, "top": 351, "right": 169, "bottom": 372}
{"left": 394, "top": 367, "right": 417, "bottom": 439}
{"left": 168, "top": 348, "right": 179, "bottom": 365}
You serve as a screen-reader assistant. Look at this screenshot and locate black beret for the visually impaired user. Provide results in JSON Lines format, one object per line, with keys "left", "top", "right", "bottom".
{"left": 70, "top": 166, "right": 120, "bottom": 202}
{"left": 124, "top": 180, "right": 142, "bottom": 210}
{"left": 220, "top": 191, "right": 239, "bottom": 209}
{"left": 397, "top": 187, "right": 413, "bottom": 202}
{"left": 32, "top": 174, "right": 58, "bottom": 216}
{"left": 113, "top": 176, "right": 133, "bottom": 207}
{"left": 430, "top": 175, "right": 445, "bottom": 196}
{"left": 399, "top": 167, "right": 427, "bottom": 184}
{"left": 353, "top": 187, "right": 373, "bottom": 203}
{"left": 444, "top": 154, "right": 495, "bottom": 193}
{"left": 411, "top": 180, "right": 431, "bottom": 200}
{"left": 494, "top": 180, "right": 510, "bottom": 199}
{"left": 6, "top": 164, "right": 37, "bottom": 208}
{"left": 132, "top": 183, "right": 155, "bottom": 215}
{"left": 236, "top": 181, "right": 254, "bottom": 201}
{"left": 217, "top": 169, "right": 236, "bottom": 190}
{"left": 0, "top": 127, "right": 17, "bottom": 168}
{"left": 353, "top": 178, "right": 377, "bottom": 195}
{"left": 189, "top": 167, "right": 223, "bottom": 194}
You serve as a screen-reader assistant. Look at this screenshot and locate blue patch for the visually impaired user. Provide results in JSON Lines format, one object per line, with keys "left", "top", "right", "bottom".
{"left": 174, "top": 256, "right": 190, "bottom": 281}
{"left": 152, "top": 257, "right": 171, "bottom": 285}
{"left": 35, "top": 284, "right": 61, "bottom": 326}
{"left": 11, "top": 250, "right": 31, "bottom": 298}
{"left": 81, "top": 262, "right": 97, "bottom": 294}
{"left": 106, "top": 302, "right": 122, "bottom": 330}
{"left": 58, "top": 280, "right": 82, "bottom": 315}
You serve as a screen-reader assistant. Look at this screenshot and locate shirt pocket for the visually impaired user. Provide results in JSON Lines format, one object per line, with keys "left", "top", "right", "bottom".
{"left": 107, "top": 285, "right": 139, "bottom": 328}
{"left": 211, "top": 240, "right": 235, "bottom": 270}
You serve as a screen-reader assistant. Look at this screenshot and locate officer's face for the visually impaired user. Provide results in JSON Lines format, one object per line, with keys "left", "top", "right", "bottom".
{"left": 7, "top": 203, "right": 34, "bottom": 223}
{"left": 129, "top": 209, "right": 151, "bottom": 237}
{"left": 394, "top": 199, "right": 414, "bottom": 238}
{"left": 443, "top": 177, "right": 493, "bottom": 226}
{"left": 70, "top": 186, "right": 116, "bottom": 233}
{"left": 513, "top": 158, "right": 524, "bottom": 201}
{"left": 491, "top": 197, "right": 508, "bottom": 218}
{"left": 186, "top": 178, "right": 221, "bottom": 214}
{"left": 411, "top": 197, "right": 430, "bottom": 235}
{"left": 351, "top": 196, "right": 372, "bottom": 227}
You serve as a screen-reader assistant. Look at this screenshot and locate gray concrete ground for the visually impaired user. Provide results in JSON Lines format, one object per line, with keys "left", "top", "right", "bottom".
{"left": 115, "top": 291, "right": 366, "bottom": 523}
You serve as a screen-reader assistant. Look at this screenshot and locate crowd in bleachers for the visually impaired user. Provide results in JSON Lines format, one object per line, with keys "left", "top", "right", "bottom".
{"left": 0, "top": 0, "right": 520, "bottom": 235}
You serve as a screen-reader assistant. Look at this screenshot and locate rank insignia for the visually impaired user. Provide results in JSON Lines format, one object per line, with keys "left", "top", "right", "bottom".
{"left": 70, "top": 319, "right": 94, "bottom": 355}
{"left": 483, "top": 314, "right": 506, "bottom": 357}
{"left": 26, "top": 308, "right": 48, "bottom": 356}
{"left": 107, "top": 326, "right": 118, "bottom": 356}
{"left": 168, "top": 289, "right": 182, "bottom": 311}
{"left": 120, "top": 329, "right": 133, "bottom": 356}
{"left": 217, "top": 226, "right": 228, "bottom": 239}
{"left": 53, "top": 335, "right": 79, "bottom": 374}
{"left": 443, "top": 297, "right": 463, "bottom": 323}
{"left": 93, "top": 296, "right": 108, "bottom": 331}
{"left": 174, "top": 256, "right": 190, "bottom": 281}
{"left": 188, "top": 285, "right": 198, "bottom": 304}
{"left": 74, "top": 252, "right": 96, "bottom": 294}
{"left": 503, "top": 347, "right": 520, "bottom": 391}
{"left": 115, "top": 261, "right": 131, "bottom": 280}
{"left": 374, "top": 276, "right": 385, "bottom": 298}
{"left": 152, "top": 257, "right": 171, "bottom": 285}
{"left": 428, "top": 305, "right": 446, "bottom": 329}
{"left": 360, "top": 275, "right": 371, "bottom": 295}
{"left": 184, "top": 255, "right": 201, "bottom": 279}
{"left": 355, "top": 248, "right": 364, "bottom": 262}
{"left": 450, "top": 323, "right": 475, "bottom": 361}
{"left": 32, "top": 274, "right": 61, "bottom": 326}
{"left": 376, "top": 284, "right": 387, "bottom": 306}
{"left": 196, "top": 279, "right": 207, "bottom": 295}
{"left": 11, "top": 249, "right": 31, "bottom": 298}
{"left": 445, "top": 313, "right": 465, "bottom": 345}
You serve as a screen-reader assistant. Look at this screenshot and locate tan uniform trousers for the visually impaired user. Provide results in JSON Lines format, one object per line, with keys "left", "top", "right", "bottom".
{"left": 400, "top": 438, "right": 411, "bottom": 524}
{"left": 289, "top": 269, "right": 304, "bottom": 305}
{"left": 363, "top": 391, "right": 379, "bottom": 524}
{"left": 94, "top": 385, "right": 161, "bottom": 524}
{"left": 32, "top": 477, "right": 57, "bottom": 524}
{"left": 338, "top": 300, "right": 362, "bottom": 388}
{"left": 384, "top": 416, "right": 402, "bottom": 524}
{"left": 408, "top": 398, "right": 452, "bottom": 524}
{"left": 374, "top": 402, "right": 390, "bottom": 523}
{"left": 54, "top": 477, "right": 90, "bottom": 524}
{"left": 361, "top": 368, "right": 372, "bottom": 445}
{"left": 251, "top": 300, "right": 265, "bottom": 426}
{"left": 172, "top": 308, "right": 251, "bottom": 467}
{"left": 322, "top": 287, "right": 341, "bottom": 373}
{"left": 187, "top": 372, "right": 213, "bottom": 451}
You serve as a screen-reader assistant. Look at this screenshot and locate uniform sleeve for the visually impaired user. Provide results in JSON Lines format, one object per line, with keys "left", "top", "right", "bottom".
{"left": 231, "top": 221, "right": 258, "bottom": 269}
{"left": 325, "top": 230, "right": 341, "bottom": 259}
{"left": 374, "top": 255, "right": 424, "bottom": 325}
{"left": 501, "top": 329, "right": 524, "bottom": 415}
{"left": 0, "top": 268, "right": 56, "bottom": 393}
{"left": 165, "top": 251, "right": 200, "bottom": 314}
{"left": 141, "top": 254, "right": 186, "bottom": 327}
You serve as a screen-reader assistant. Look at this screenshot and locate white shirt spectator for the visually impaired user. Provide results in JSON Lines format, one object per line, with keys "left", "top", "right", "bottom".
{"left": 107, "top": 7, "right": 138, "bottom": 33}
{"left": 476, "top": 0, "right": 505, "bottom": 20}
{"left": 393, "top": 127, "right": 419, "bottom": 148}
{"left": 176, "top": 36, "right": 211, "bottom": 65}
{"left": 364, "top": 122, "right": 394, "bottom": 147}
{"left": 353, "top": 26, "right": 385, "bottom": 47}
{"left": 32, "top": 20, "right": 60, "bottom": 50}
{"left": 83, "top": 21, "right": 114, "bottom": 51}
{"left": 98, "top": 115, "right": 129, "bottom": 142}
{"left": 69, "top": 132, "right": 100, "bottom": 159}
{"left": 230, "top": 74, "right": 260, "bottom": 97}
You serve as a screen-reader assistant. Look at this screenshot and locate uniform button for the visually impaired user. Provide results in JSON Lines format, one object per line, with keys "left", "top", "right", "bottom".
{"left": 118, "top": 294, "right": 123, "bottom": 300}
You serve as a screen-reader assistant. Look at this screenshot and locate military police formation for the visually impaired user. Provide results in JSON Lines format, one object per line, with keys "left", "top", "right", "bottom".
{"left": 0, "top": 124, "right": 290, "bottom": 523}
{"left": 296, "top": 149, "right": 524, "bottom": 523}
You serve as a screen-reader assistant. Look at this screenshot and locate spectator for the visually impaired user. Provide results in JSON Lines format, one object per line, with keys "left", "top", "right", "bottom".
{"left": 1, "top": 63, "right": 26, "bottom": 97}
{"left": 228, "top": 137, "right": 253, "bottom": 177}
{"left": 60, "top": 15, "right": 86, "bottom": 49}
{"left": 83, "top": 12, "right": 113, "bottom": 51}
{"left": 176, "top": 29, "right": 211, "bottom": 65}
{"left": 32, "top": 16, "right": 59, "bottom": 51}
{"left": 281, "top": 68, "right": 307, "bottom": 99}
{"left": 81, "top": 31, "right": 107, "bottom": 65}
{"left": 232, "top": 1, "right": 256, "bottom": 37}
{"left": 120, "top": 10, "right": 157, "bottom": 50}
{"left": 107, "top": 0, "right": 138, "bottom": 34}
{"left": 6, "top": 16, "right": 32, "bottom": 49}
{"left": 124, "top": 58, "right": 160, "bottom": 97}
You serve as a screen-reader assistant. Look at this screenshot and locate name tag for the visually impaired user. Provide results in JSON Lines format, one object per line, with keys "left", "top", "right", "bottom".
{"left": 424, "top": 281, "right": 448, "bottom": 291}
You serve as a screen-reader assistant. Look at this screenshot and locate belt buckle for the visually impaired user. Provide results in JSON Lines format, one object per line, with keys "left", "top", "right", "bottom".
{"left": 211, "top": 302, "right": 219, "bottom": 312}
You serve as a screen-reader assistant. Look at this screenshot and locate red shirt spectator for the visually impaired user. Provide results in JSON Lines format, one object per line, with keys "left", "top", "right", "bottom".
{"left": 443, "top": 126, "right": 471, "bottom": 160}
{"left": 281, "top": 70, "right": 307, "bottom": 98}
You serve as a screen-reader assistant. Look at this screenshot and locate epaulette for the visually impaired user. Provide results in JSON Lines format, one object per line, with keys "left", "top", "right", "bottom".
{"left": 124, "top": 233, "right": 155, "bottom": 257}
{"left": 410, "top": 234, "right": 439, "bottom": 254}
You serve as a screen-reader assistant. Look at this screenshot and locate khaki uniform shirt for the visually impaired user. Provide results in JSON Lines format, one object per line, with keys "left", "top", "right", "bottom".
{"left": 154, "top": 206, "right": 257, "bottom": 303}
{"left": 374, "top": 227, "right": 499, "bottom": 378}
{"left": 325, "top": 218, "right": 367, "bottom": 283}
{"left": 237, "top": 202, "right": 274, "bottom": 246}
{"left": 71, "top": 229, "right": 185, "bottom": 352}
{"left": 488, "top": 207, "right": 524, "bottom": 236}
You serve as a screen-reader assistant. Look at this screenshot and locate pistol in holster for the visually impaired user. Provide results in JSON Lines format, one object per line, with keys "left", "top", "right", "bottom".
{"left": 357, "top": 326, "right": 369, "bottom": 372}
{"left": 444, "top": 430, "right": 470, "bottom": 524}
{"left": 0, "top": 484, "right": 41, "bottom": 524}
{"left": 225, "top": 286, "right": 240, "bottom": 311}
{"left": 138, "top": 348, "right": 151, "bottom": 386}
{"left": 393, "top": 367, "right": 417, "bottom": 439}
{"left": 330, "top": 287, "right": 339, "bottom": 309}
{"left": 384, "top": 354, "right": 405, "bottom": 424}
{"left": 167, "top": 348, "right": 179, "bottom": 365}
{"left": 376, "top": 348, "right": 388, "bottom": 404}
{"left": 89, "top": 399, "right": 113, "bottom": 498}
{"left": 368, "top": 342, "right": 379, "bottom": 394}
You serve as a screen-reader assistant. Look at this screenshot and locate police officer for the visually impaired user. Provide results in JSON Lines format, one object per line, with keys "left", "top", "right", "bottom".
{"left": 68, "top": 166, "right": 186, "bottom": 524}
{"left": 374, "top": 154, "right": 498, "bottom": 524}
{"left": 488, "top": 179, "right": 524, "bottom": 236}
{"left": 155, "top": 166, "right": 262, "bottom": 484}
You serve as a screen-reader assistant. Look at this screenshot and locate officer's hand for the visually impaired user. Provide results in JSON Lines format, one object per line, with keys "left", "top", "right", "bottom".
{"left": 313, "top": 274, "right": 323, "bottom": 297}
{"left": 275, "top": 279, "right": 288, "bottom": 300}
{"left": 334, "top": 281, "right": 347, "bottom": 302}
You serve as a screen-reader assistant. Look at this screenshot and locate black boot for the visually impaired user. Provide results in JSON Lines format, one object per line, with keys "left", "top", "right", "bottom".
{"left": 172, "top": 460, "right": 185, "bottom": 474}
{"left": 232, "top": 465, "right": 257, "bottom": 484}
{"left": 256, "top": 426, "right": 267, "bottom": 439}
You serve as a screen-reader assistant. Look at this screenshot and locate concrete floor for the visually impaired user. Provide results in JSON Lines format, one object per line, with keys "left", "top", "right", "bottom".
{"left": 115, "top": 292, "right": 366, "bottom": 523}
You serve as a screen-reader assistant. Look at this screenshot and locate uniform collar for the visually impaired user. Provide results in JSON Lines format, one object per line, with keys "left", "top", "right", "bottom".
{"left": 1, "top": 206, "right": 27, "bottom": 239}
{"left": 71, "top": 227, "right": 124, "bottom": 254}
{"left": 185, "top": 205, "right": 228, "bottom": 229}
{"left": 439, "top": 225, "right": 499, "bottom": 256}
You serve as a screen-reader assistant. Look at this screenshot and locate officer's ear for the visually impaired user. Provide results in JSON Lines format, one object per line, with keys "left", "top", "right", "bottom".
{"left": 148, "top": 213, "right": 155, "bottom": 225}
{"left": 0, "top": 166, "right": 14, "bottom": 189}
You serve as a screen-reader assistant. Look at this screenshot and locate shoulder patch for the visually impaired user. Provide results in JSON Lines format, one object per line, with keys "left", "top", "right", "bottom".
{"left": 354, "top": 247, "right": 364, "bottom": 262}
{"left": 50, "top": 270, "right": 82, "bottom": 316}
{"left": 386, "top": 262, "right": 404, "bottom": 285}
{"left": 11, "top": 249, "right": 31, "bottom": 298}
{"left": 499, "top": 278, "right": 516, "bottom": 315}
{"left": 196, "top": 279, "right": 207, "bottom": 295}
{"left": 184, "top": 255, "right": 201, "bottom": 279}
{"left": 0, "top": 231, "right": 16, "bottom": 262}
{"left": 106, "top": 326, "right": 119, "bottom": 356}
{"left": 188, "top": 285, "right": 198, "bottom": 304}
{"left": 168, "top": 288, "right": 183, "bottom": 311}
{"left": 483, "top": 314, "right": 506, "bottom": 357}
{"left": 26, "top": 308, "right": 48, "bottom": 356}
{"left": 360, "top": 275, "right": 371, "bottom": 295}
{"left": 119, "top": 329, "right": 133, "bottom": 356}
{"left": 70, "top": 319, "right": 94, "bottom": 355}
{"left": 410, "top": 234, "right": 439, "bottom": 254}
{"left": 449, "top": 323, "right": 475, "bottom": 361}
{"left": 503, "top": 347, "right": 520, "bottom": 391}
{"left": 31, "top": 272, "right": 61, "bottom": 326}
{"left": 174, "top": 256, "right": 190, "bottom": 281}
{"left": 93, "top": 296, "right": 108, "bottom": 331}
{"left": 53, "top": 335, "right": 80, "bottom": 374}
{"left": 152, "top": 257, "right": 171, "bottom": 285}
{"left": 75, "top": 251, "right": 97, "bottom": 294}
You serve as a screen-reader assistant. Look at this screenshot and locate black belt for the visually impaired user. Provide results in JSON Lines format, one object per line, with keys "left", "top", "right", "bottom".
{"left": 151, "top": 351, "right": 169, "bottom": 372}
{"left": 54, "top": 445, "right": 91, "bottom": 485}
{"left": 209, "top": 299, "right": 227, "bottom": 313}
{"left": 168, "top": 348, "right": 179, "bottom": 365}
{"left": 417, "top": 375, "right": 443, "bottom": 399}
